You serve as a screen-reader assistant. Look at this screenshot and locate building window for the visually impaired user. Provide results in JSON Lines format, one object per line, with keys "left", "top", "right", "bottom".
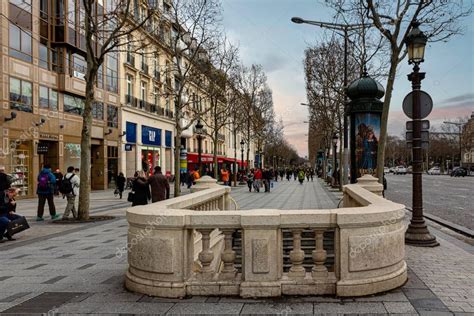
{"left": 71, "top": 52, "right": 86, "bottom": 79}
{"left": 126, "top": 74, "right": 134, "bottom": 105}
{"left": 107, "top": 104, "right": 118, "bottom": 128}
{"left": 9, "top": 23, "right": 32, "bottom": 63}
{"left": 64, "top": 93, "right": 85, "bottom": 115}
{"left": 140, "top": 81, "right": 147, "bottom": 108}
{"left": 106, "top": 52, "right": 118, "bottom": 93}
{"left": 92, "top": 101, "right": 104, "bottom": 120}
{"left": 39, "top": 85, "right": 58, "bottom": 111}
{"left": 9, "top": 77, "right": 32, "bottom": 113}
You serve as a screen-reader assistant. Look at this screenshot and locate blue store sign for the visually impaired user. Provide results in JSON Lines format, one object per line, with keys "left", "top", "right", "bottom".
{"left": 142, "top": 125, "right": 161, "bottom": 146}
{"left": 165, "top": 130, "right": 172, "bottom": 148}
{"left": 126, "top": 122, "right": 137, "bottom": 143}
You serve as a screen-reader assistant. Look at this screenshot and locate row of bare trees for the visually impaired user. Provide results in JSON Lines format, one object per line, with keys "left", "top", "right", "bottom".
{"left": 304, "top": 0, "right": 471, "bottom": 183}
{"left": 77, "top": 0, "right": 279, "bottom": 219}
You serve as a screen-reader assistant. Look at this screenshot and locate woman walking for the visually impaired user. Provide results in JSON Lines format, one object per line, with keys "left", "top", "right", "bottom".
{"left": 246, "top": 169, "right": 255, "bottom": 192}
{"left": 131, "top": 171, "right": 150, "bottom": 206}
{"left": 116, "top": 172, "right": 126, "bottom": 199}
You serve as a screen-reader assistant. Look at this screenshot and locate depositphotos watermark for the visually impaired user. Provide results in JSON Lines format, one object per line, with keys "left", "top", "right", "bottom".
{"left": 115, "top": 215, "right": 166, "bottom": 259}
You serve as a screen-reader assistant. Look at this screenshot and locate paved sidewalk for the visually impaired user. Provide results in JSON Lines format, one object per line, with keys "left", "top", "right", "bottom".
{"left": 0, "top": 179, "right": 472, "bottom": 315}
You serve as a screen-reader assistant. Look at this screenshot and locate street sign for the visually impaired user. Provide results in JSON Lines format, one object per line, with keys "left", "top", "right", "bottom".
{"left": 406, "top": 120, "right": 430, "bottom": 131}
{"left": 402, "top": 91, "right": 433, "bottom": 119}
{"left": 406, "top": 131, "right": 429, "bottom": 142}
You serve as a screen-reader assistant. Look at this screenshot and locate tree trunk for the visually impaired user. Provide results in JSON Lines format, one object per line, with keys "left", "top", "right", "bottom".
{"left": 77, "top": 64, "right": 97, "bottom": 220}
{"left": 213, "top": 134, "right": 218, "bottom": 180}
{"left": 174, "top": 131, "right": 181, "bottom": 197}
{"left": 376, "top": 53, "right": 399, "bottom": 183}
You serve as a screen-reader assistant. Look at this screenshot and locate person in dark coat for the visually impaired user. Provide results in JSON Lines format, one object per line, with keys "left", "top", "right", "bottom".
{"left": 131, "top": 171, "right": 150, "bottom": 206}
{"left": 0, "top": 188, "right": 22, "bottom": 242}
{"left": 53, "top": 169, "right": 63, "bottom": 196}
{"left": 148, "top": 166, "right": 170, "bottom": 203}
{"left": 0, "top": 166, "right": 12, "bottom": 192}
{"left": 36, "top": 164, "right": 58, "bottom": 221}
{"left": 116, "top": 172, "right": 126, "bottom": 199}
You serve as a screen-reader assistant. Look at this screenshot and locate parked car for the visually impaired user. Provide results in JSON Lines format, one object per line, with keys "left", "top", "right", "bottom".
{"left": 427, "top": 167, "right": 441, "bottom": 175}
{"left": 451, "top": 167, "right": 467, "bottom": 177}
{"left": 407, "top": 166, "right": 413, "bottom": 174}
{"left": 389, "top": 167, "right": 396, "bottom": 173}
{"left": 384, "top": 167, "right": 390, "bottom": 174}
{"left": 394, "top": 166, "right": 407, "bottom": 175}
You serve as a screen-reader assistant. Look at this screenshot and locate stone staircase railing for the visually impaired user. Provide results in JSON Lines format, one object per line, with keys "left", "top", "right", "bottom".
{"left": 125, "top": 175, "right": 407, "bottom": 298}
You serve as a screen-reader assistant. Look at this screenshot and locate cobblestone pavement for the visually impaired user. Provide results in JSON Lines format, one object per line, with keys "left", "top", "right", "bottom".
{"left": 385, "top": 174, "right": 474, "bottom": 230}
{"left": 0, "top": 179, "right": 472, "bottom": 315}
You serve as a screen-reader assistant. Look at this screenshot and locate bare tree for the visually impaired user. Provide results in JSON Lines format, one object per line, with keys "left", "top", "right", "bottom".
{"left": 200, "top": 39, "right": 240, "bottom": 178}
{"left": 165, "top": 0, "right": 222, "bottom": 196}
{"left": 329, "top": 0, "right": 472, "bottom": 182}
{"left": 78, "top": 0, "right": 158, "bottom": 220}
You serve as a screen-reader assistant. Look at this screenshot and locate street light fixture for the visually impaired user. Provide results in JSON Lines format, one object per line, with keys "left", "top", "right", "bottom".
{"left": 292, "top": 17, "right": 370, "bottom": 186}
{"left": 239, "top": 140, "right": 245, "bottom": 184}
{"left": 404, "top": 21, "right": 438, "bottom": 247}
{"left": 195, "top": 120, "right": 204, "bottom": 175}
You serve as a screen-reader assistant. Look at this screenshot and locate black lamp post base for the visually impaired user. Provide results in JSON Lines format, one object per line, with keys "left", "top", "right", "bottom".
{"left": 405, "top": 223, "right": 439, "bottom": 247}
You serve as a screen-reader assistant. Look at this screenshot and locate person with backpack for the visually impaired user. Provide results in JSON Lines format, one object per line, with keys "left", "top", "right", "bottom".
{"left": 298, "top": 169, "right": 305, "bottom": 185}
{"left": 36, "top": 164, "right": 59, "bottom": 221}
{"left": 60, "top": 166, "right": 80, "bottom": 220}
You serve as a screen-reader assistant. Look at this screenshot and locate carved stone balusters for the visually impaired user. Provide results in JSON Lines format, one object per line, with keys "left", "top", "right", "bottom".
{"left": 312, "top": 229, "right": 328, "bottom": 279}
{"left": 197, "top": 229, "right": 214, "bottom": 279}
{"left": 220, "top": 229, "right": 236, "bottom": 279}
{"left": 288, "top": 229, "right": 306, "bottom": 279}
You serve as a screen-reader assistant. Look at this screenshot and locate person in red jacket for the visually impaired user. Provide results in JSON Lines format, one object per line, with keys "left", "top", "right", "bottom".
{"left": 253, "top": 168, "right": 262, "bottom": 193}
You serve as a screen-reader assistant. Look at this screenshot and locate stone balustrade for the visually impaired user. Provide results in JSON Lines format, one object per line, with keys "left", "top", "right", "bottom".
{"left": 125, "top": 176, "right": 407, "bottom": 298}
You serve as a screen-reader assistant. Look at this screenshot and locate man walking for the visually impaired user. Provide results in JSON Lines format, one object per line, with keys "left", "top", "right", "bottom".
{"left": 0, "top": 166, "right": 12, "bottom": 192}
{"left": 148, "top": 166, "right": 170, "bottom": 203}
{"left": 36, "top": 164, "right": 59, "bottom": 221}
{"left": 60, "top": 166, "right": 79, "bottom": 220}
{"left": 263, "top": 168, "right": 272, "bottom": 193}
{"left": 221, "top": 167, "right": 230, "bottom": 186}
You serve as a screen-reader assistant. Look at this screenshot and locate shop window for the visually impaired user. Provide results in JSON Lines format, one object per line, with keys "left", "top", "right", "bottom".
{"left": 10, "top": 77, "right": 32, "bottom": 113}
{"left": 9, "top": 23, "right": 32, "bottom": 63}
{"left": 64, "top": 93, "right": 84, "bottom": 115}
{"left": 7, "top": 143, "right": 31, "bottom": 197}
{"left": 39, "top": 85, "right": 58, "bottom": 111}
{"left": 92, "top": 101, "right": 104, "bottom": 120}
{"left": 107, "top": 104, "right": 118, "bottom": 128}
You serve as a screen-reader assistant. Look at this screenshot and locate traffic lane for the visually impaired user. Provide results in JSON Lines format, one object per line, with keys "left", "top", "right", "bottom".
{"left": 385, "top": 174, "right": 474, "bottom": 230}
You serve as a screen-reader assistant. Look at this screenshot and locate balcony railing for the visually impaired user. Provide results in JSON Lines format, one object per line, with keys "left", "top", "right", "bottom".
{"left": 126, "top": 94, "right": 138, "bottom": 107}
{"left": 141, "top": 63, "right": 149, "bottom": 75}
{"left": 126, "top": 54, "right": 135, "bottom": 67}
{"left": 125, "top": 175, "right": 407, "bottom": 299}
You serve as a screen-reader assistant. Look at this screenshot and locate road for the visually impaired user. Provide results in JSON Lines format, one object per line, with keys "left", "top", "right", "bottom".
{"left": 385, "top": 174, "right": 474, "bottom": 230}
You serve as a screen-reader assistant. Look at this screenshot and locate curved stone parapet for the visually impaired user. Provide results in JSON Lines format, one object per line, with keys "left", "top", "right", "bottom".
{"left": 125, "top": 182, "right": 407, "bottom": 298}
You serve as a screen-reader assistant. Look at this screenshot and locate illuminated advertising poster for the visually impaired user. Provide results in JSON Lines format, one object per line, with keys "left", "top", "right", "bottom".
{"left": 354, "top": 113, "right": 380, "bottom": 177}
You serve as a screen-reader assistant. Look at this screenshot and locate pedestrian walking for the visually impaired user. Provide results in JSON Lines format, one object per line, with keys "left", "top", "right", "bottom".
{"left": 221, "top": 167, "right": 230, "bottom": 186}
{"left": 0, "top": 166, "right": 12, "bottom": 192}
{"left": 36, "top": 164, "right": 59, "bottom": 221}
{"left": 131, "top": 171, "right": 150, "bottom": 206}
{"left": 286, "top": 168, "right": 292, "bottom": 181}
{"left": 148, "top": 166, "right": 170, "bottom": 203}
{"left": 298, "top": 169, "right": 305, "bottom": 184}
{"left": 116, "top": 172, "right": 126, "bottom": 199}
{"left": 254, "top": 168, "right": 262, "bottom": 192}
{"left": 246, "top": 169, "right": 254, "bottom": 192}
{"left": 263, "top": 168, "right": 272, "bottom": 193}
{"left": 0, "top": 188, "right": 25, "bottom": 242}
{"left": 60, "top": 166, "right": 79, "bottom": 220}
{"left": 310, "top": 168, "right": 315, "bottom": 181}
{"left": 293, "top": 169, "right": 298, "bottom": 181}
{"left": 53, "top": 169, "right": 63, "bottom": 196}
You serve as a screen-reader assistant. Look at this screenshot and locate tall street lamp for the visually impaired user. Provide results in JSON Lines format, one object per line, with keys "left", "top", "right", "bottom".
{"left": 332, "top": 133, "right": 338, "bottom": 187}
{"left": 239, "top": 140, "right": 245, "bottom": 185}
{"left": 195, "top": 120, "right": 204, "bottom": 176}
{"left": 292, "top": 17, "right": 370, "bottom": 186}
{"left": 404, "top": 22, "right": 439, "bottom": 247}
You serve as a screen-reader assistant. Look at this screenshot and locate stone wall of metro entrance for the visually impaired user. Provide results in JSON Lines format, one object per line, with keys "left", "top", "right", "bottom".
{"left": 125, "top": 177, "right": 407, "bottom": 298}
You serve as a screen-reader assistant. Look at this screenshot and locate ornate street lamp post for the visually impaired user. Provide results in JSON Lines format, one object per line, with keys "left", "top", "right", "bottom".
{"left": 332, "top": 133, "right": 338, "bottom": 187}
{"left": 239, "top": 140, "right": 245, "bottom": 185}
{"left": 404, "top": 22, "right": 439, "bottom": 247}
{"left": 195, "top": 120, "right": 204, "bottom": 176}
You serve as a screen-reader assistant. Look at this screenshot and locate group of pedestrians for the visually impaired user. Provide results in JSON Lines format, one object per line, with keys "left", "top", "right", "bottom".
{"left": 280, "top": 167, "right": 315, "bottom": 183}
{"left": 130, "top": 166, "right": 170, "bottom": 206}
{"left": 246, "top": 167, "right": 274, "bottom": 193}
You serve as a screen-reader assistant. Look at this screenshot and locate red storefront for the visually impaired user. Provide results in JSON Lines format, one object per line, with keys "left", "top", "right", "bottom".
{"left": 187, "top": 153, "right": 246, "bottom": 174}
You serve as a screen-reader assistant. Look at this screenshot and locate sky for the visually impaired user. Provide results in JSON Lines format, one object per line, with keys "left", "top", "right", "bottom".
{"left": 221, "top": 0, "right": 474, "bottom": 157}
